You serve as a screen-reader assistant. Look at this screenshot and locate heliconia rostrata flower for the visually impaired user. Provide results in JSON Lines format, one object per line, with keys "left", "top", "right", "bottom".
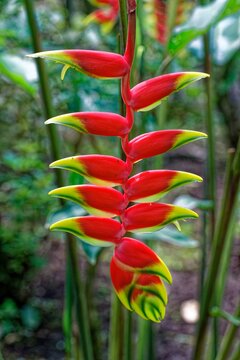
{"left": 145, "top": 0, "right": 193, "bottom": 44}
{"left": 28, "top": 0, "right": 208, "bottom": 322}
{"left": 83, "top": 0, "right": 119, "bottom": 34}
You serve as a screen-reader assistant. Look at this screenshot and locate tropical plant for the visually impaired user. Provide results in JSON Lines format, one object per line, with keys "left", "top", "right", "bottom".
{"left": 28, "top": 0, "right": 208, "bottom": 326}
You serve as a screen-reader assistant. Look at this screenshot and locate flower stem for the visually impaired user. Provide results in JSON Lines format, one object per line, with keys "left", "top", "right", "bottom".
{"left": 63, "top": 248, "right": 74, "bottom": 358}
{"left": 229, "top": 343, "right": 240, "bottom": 360}
{"left": 108, "top": 294, "right": 125, "bottom": 360}
{"left": 24, "top": 1, "right": 93, "bottom": 359}
{"left": 215, "top": 301, "right": 240, "bottom": 360}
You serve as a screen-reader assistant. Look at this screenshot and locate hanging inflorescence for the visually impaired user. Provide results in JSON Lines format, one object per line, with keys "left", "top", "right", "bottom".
{"left": 29, "top": 0, "right": 208, "bottom": 322}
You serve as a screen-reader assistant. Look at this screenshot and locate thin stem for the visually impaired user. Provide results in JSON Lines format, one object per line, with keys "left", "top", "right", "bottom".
{"left": 124, "top": 310, "right": 133, "bottom": 360}
{"left": 166, "top": 0, "right": 179, "bottom": 42}
{"left": 215, "top": 150, "right": 236, "bottom": 306}
{"left": 211, "top": 307, "right": 240, "bottom": 326}
{"left": 229, "top": 343, "right": 240, "bottom": 360}
{"left": 215, "top": 301, "right": 240, "bottom": 360}
{"left": 108, "top": 294, "right": 125, "bottom": 360}
{"left": 194, "top": 0, "right": 216, "bottom": 354}
{"left": 119, "top": 0, "right": 128, "bottom": 50}
{"left": 24, "top": 1, "right": 94, "bottom": 359}
{"left": 67, "top": 239, "right": 94, "bottom": 360}
{"left": 136, "top": 319, "right": 154, "bottom": 360}
{"left": 202, "top": 34, "right": 216, "bottom": 239}
{"left": 63, "top": 248, "right": 74, "bottom": 358}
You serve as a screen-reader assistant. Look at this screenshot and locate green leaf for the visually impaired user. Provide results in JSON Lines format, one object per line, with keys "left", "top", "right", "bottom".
{"left": 80, "top": 242, "right": 104, "bottom": 265}
{"left": 138, "top": 228, "right": 198, "bottom": 248}
{"left": 46, "top": 204, "right": 86, "bottom": 227}
{"left": 0, "top": 55, "right": 37, "bottom": 94}
{"left": 213, "top": 14, "right": 240, "bottom": 65}
{"left": 168, "top": 0, "right": 240, "bottom": 56}
{"left": 173, "top": 195, "right": 213, "bottom": 211}
{"left": 21, "top": 305, "right": 41, "bottom": 330}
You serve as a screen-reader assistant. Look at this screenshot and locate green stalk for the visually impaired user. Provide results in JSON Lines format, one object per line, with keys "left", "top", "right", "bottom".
{"left": 193, "top": 137, "right": 240, "bottom": 360}
{"left": 229, "top": 343, "right": 240, "bottom": 360}
{"left": 24, "top": 1, "right": 94, "bottom": 359}
{"left": 195, "top": 1, "right": 216, "bottom": 356}
{"left": 68, "top": 238, "right": 94, "bottom": 360}
{"left": 215, "top": 150, "right": 236, "bottom": 306}
{"left": 108, "top": 294, "right": 125, "bottom": 360}
{"left": 86, "top": 260, "right": 104, "bottom": 360}
{"left": 202, "top": 34, "right": 216, "bottom": 238}
{"left": 124, "top": 310, "right": 133, "bottom": 360}
{"left": 63, "top": 248, "right": 74, "bottom": 358}
{"left": 136, "top": 319, "right": 154, "bottom": 360}
{"left": 215, "top": 301, "right": 240, "bottom": 360}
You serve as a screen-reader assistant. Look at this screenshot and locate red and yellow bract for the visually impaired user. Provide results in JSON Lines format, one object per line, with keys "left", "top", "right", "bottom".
{"left": 30, "top": 0, "right": 208, "bottom": 322}
{"left": 83, "top": 0, "right": 119, "bottom": 33}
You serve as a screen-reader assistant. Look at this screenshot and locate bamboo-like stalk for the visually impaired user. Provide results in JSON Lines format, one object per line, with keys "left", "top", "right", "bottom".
{"left": 215, "top": 150, "right": 236, "bottom": 306}
{"left": 193, "top": 137, "right": 240, "bottom": 360}
{"left": 202, "top": 34, "right": 216, "bottom": 238}
{"left": 197, "top": 0, "right": 216, "bottom": 320}
{"left": 24, "top": 1, "right": 94, "bottom": 359}
{"left": 195, "top": 0, "right": 217, "bottom": 356}
{"left": 215, "top": 301, "right": 240, "bottom": 360}
{"left": 108, "top": 294, "right": 125, "bottom": 360}
{"left": 136, "top": 319, "right": 154, "bottom": 360}
{"left": 63, "top": 249, "right": 74, "bottom": 359}
{"left": 229, "top": 343, "right": 240, "bottom": 360}
{"left": 124, "top": 310, "right": 133, "bottom": 360}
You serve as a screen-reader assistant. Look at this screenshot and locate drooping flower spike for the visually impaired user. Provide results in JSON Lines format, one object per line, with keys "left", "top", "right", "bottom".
{"left": 31, "top": 0, "right": 208, "bottom": 321}
{"left": 144, "top": 0, "right": 194, "bottom": 45}
{"left": 83, "top": 0, "right": 119, "bottom": 34}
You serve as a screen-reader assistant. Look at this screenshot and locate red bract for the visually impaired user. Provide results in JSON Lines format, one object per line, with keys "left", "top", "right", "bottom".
{"left": 49, "top": 185, "right": 126, "bottom": 217}
{"left": 50, "top": 155, "right": 130, "bottom": 186}
{"left": 32, "top": 0, "right": 208, "bottom": 321}
{"left": 125, "top": 129, "right": 207, "bottom": 162}
{"left": 50, "top": 216, "right": 124, "bottom": 246}
{"left": 46, "top": 112, "right": 130, "bottom": 137}
{"left": 129, "top": 72, "right": 209, "bottom": 111}
{"left": 125, "top": 170, "right": 202, "bottom": 202}
{"left": 28, "top": 50, "right": 130, "bottom": 79}
{"left": 122, "top": 203, "right": 198, "bottom": 232}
